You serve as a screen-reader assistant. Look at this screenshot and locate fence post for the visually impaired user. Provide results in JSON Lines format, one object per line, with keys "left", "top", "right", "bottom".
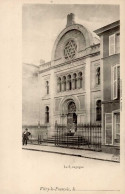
{"left": 38, "top": 135, "right": 39, "bottom": 144}
{"left": 39, "top": 135, "right": 41, "bottom": 144}
{"left": 90, "top": 123, "right": 91, "bottom": 148}
{"left": 41, "top": 128, "right": 43, "bottom": 144}
{"left": 62, "top": 125, "right": 63, "bottom": 145}
{"left": 55, "top": 121, "right": 57, "bottom": 145}
{"left": 67, "top": 128, "right": 68, "bottom": 147}
{"left": 99, "top": 123, "right": 102, "bottom": 150}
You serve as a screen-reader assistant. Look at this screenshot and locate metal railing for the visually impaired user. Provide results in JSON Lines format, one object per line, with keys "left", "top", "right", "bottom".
{"left": 55, "top": 123, "right": 102, "bottom": 151}
{"left": 27, "top": 123, "right": 102, "bottom": 151}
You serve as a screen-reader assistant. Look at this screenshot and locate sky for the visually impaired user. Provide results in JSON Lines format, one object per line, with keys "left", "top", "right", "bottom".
{"left": 22, "top": 4, "right": 120, "bottom": 65}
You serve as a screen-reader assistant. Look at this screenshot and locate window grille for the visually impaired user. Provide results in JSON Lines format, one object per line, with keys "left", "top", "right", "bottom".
{"left": 64, "top": 40, "right": 77, "bottom": 60}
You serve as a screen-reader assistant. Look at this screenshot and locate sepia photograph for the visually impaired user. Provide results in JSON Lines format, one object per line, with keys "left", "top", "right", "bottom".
{"left": 22, "top": 4, "right": 120, "bottom": 161}
{"left": 1, "top": 1, "right": 125, "bottom": 194}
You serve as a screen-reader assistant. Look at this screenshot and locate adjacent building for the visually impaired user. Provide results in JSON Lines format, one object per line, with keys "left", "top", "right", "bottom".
{"left": 22, "top": 63, "right": 39, "bottom": 128}
{"left": 95, "top": 20, "right": 120, "bottom": 153}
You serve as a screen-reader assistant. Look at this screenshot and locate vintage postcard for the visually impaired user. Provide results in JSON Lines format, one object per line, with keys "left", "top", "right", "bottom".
{"left": 0, "top": 0, "right": 125, "bottom": 194}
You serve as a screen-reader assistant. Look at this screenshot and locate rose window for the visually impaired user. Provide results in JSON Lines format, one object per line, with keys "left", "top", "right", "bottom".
{"left": 64, "top": 40, "right": 77, "bottom": 60}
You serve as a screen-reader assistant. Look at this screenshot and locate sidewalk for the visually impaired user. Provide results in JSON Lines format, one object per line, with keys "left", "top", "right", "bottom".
{"left": 22, "top": 144, "right": 120, "bottom": 163}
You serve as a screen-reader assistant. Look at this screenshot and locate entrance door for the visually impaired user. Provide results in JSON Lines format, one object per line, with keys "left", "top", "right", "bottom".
{"left": 73, "top": 113, "right": 77, "bottom": 124}
{"left": 67, "top": 113, "right": 73, "bottom": 131}
{"left": 67, "top": 102, "right": 77, "bottom": 131}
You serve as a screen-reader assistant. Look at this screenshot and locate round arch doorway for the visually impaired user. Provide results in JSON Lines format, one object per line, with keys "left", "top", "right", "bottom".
{"left": 67, "top": 101, "right": 77, "bottom": 132}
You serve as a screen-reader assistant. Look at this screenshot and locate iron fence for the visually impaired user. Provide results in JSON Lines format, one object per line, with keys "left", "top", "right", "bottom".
{"left": 27, "top": 123, "right": 102, "bottom": 151}
{"left": 55, "top": 123, "right": 102, "bottom": 151}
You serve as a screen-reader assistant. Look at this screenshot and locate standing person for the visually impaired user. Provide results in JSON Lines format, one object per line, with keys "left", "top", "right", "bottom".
{"left": 22, "top": 128, "right": 31, "bottom": 145}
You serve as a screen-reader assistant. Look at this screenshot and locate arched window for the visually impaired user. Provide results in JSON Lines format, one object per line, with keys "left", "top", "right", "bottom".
{"left": 67, "top": 75, "right": 72, "bottom": 90}
{"left": 46, "top": 81, "right": 49, "bottom": 94}
{"left": 57, "top": 77, "right": 61, "bottom": 92}
{"left": 78, "top": 72, "right": 82, "bottom": 88}
{"left": 62, "top": 76, "right": 66, "bottom": 91}
{"left": 96, "top": 100, "right": 101, "bottom": 121}
{"left": 96, "top": 67, "right": 100, "bottom": 85}
{"left": 45, "top": 106, "right": 49, "bottom": 123}
{"left": 73, "top": 73, "right": 77, "bottom": 89}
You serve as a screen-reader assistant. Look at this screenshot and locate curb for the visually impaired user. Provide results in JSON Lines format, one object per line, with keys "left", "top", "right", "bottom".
{"left": 22, "top": 147, "right": 120, "bottom": 163}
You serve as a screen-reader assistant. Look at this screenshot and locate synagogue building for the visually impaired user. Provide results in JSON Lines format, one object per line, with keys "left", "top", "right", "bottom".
{"left": 39, "top": 13, "right": 101, "bottom": 134}
{"left": 22, "top": 13, "right": 120, "bottom": 153}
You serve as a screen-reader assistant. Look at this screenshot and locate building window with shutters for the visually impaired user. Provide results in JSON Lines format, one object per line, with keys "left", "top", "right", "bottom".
{"left": 113, "top": 112, "right": 120, "bottom": 144}
{"left": 105, "top": 113, "right": 113, "bottom": 145}
{"left": 105, "top": 111, "right": 120, "bottom": 145}
{"left": 109, "top": 33, "right": 120, "bottom": 56}
{"left": 116, "top": 33, "right": 120, "bottom": 54}
{"left": 45, "top": 106, "right": 49, "bottom": 123}
{"left": 112, "top": 64, "right": 120, "bottom": 100}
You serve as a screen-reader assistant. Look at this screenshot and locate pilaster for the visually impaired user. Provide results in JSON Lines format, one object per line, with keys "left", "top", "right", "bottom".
{"left": 85, "top": 57, "right": 91, "bottom": 123}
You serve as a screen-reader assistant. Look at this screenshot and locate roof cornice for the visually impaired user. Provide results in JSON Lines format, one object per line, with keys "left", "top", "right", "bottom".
{"left": 94, "top": 20, "right": 120, "bottom": 36}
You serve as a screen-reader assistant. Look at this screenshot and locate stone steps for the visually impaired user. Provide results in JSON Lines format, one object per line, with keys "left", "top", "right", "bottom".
{"left": 42, "top": 135, "right": 89, "bottom": 145}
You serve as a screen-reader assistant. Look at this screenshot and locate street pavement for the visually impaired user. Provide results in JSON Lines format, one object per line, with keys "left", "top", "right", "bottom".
{"left": 21, "top": 148, "right": 120, "bottom": 194}
{"left": 22, "top": 143, "right": 120, "bottom": 163}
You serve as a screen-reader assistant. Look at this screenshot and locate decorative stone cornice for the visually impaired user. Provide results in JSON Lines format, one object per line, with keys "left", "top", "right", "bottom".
{"left": 39, "top": 49, "right": 100, "bottom": 74}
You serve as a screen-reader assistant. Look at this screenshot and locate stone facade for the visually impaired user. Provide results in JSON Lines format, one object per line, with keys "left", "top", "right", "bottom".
{"left": 39, "top": 13, "right": 101, "bottom": 134}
